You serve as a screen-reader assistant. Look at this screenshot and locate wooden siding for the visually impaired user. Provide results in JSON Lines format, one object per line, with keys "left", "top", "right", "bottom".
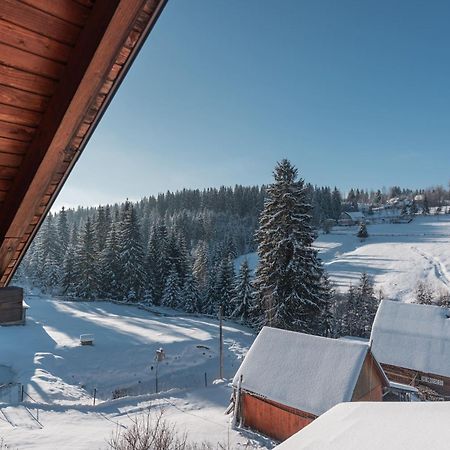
{"left": 381, "top": 363, "right": 450, "bottom": 397}
{"left": 0, "top": 286, "right": 23, "bottom": 324}
{"left": 241, "top": 392, "right": 316, "bottom": 442}
{"left": 352, "top": 352, "right": 386, "bottom": 402}
{"left": 0, "top": 0, "right": 167, "bottom": 286}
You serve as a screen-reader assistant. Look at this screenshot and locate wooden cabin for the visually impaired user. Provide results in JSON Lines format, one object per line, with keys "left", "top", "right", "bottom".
{"left": 338, "top": 211, "right": 365, "bottom": 226}
{"left": 233, "top": 327, "right": 389, "bottom": 442}
{"left": 371, "top": 300, "right": 450, "bottom": 397}
{"left": 0, "top": 286, "right": 24, "bottom": 325}
{"left": 0, "top": 0, "right": 167, "bottom": 321}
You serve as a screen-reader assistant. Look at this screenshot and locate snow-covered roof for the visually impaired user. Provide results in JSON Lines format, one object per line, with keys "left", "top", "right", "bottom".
{"left": 341, "top": 211, "right": 365, "bottom": 221}
{"left": 274, "top": 402, "right": 450, "bottom": 450}
{"left": 371, "top": 300, "right": 450, "bottom": 377}
{"left": 233, "top": 327, "right": 370, "bottom": 416}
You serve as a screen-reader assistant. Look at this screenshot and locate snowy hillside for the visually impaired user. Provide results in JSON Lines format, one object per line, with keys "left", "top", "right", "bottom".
{"left": 237, "top": 216, "right": 450, "bottom": 302}
{"left": 0, "top": 295, "right": 262, "bottom": 449}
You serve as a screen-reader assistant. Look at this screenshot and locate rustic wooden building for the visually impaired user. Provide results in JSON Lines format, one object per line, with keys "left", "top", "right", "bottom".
{"left": 371, "top": 300, "right": 450, "bottom": 397}
{"left": 233, "top": 327, "right": 389, "bottom": 442}
{"left": 0, "top": 286, "right": 24, "bottom": 325}
{"left": 0, "top": 0, "right": 167, "bottom": 320}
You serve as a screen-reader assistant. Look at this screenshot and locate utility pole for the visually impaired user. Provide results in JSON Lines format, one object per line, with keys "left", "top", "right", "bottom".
{"left": 219, "top": 304, "right": 224, "bottom": 379}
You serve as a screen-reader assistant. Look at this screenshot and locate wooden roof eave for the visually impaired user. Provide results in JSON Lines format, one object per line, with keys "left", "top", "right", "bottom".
{"left": 0, "top": 0, "right": 167, "bottom": 286}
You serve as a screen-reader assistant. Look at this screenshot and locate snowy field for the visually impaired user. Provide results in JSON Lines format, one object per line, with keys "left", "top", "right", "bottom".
{"left": 237, "top": 216, "right": 450, "bottom": 302}
{"left": 0, "top": 296, "right": 264, "bottom": 450}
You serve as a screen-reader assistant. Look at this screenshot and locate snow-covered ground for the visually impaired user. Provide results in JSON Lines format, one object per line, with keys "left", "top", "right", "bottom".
{"left": 0, "top": 295, "right": 264, "bottom": 449}
{"left": 237, "top": 215, "right": 450, "bottom": 302}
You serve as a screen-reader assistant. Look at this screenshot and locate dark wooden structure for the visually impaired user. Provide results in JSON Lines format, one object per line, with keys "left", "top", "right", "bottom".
{"left": 381, "top": 363, "right": 450, "bottom": 397}
{"left": 239, "top": 351, "right": 387, "bottom": 442}
{"left": 0, "top": 286, "right": 24, "bottom": 324}
{"left": 233, "top": 327, "right": 389, "bottom": 443}
{"left": 371, "top": 300, "right": 450, "bottom": 398}
{"left": 0, "top": 0, "right": 167, "bottom": 289}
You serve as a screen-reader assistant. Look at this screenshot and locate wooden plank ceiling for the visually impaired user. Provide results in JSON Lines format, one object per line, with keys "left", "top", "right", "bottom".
{"left": 0, "top": 0, "right": 167, "bottom": 286}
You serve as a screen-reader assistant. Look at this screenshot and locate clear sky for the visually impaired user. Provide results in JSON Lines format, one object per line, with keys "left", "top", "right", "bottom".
{"left": 54, "top": 0, "right": 450, "bottom": 210}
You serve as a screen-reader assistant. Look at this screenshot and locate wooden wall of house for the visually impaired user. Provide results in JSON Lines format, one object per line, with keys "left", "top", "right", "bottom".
{"left": 382, "top": 363, "right": 450, "bottom": 397}
{"left": 352, "top": 352, "right": 385, "bottom": 402}
{"left": 0, "top": 286, "right": 23, "bottom": 324}
{"left": 240, "top": 392, "right": 316, "bottom": 442}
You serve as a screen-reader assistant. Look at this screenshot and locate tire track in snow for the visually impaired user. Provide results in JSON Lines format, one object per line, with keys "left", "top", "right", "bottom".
{"left": 410, "top": 247, "right": 450, "bottom": 288}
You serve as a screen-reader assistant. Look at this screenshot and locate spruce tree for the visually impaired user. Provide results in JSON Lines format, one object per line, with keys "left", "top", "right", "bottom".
{"left": 73, "top": 217, "right": 98, "bottom": 298}
{"left": 182, "top": 271, "right": 202, "bottom": 313}
{"left": 99, "top": 223, "right": 121, "bottom": 298}
{"left": 161, "top": 266, "right": 181, "bottom": 309}
{"left": 357, "top": 222, "right": 369, "bottom": 239}
{"left": 230, "top": 259, "right": 255, "bottom": 323}
{"left": 254, "top": 159, "right": 326, "bottom": 333}
{"left": 216, "top": 256, "right": 235, "bottom": 317}
{"left": 118, "top": 202, "right": 146, "bottom": 301}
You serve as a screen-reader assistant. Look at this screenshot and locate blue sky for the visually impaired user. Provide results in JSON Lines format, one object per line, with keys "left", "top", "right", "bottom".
{"left": 54, "top": 0, "right": 450, "bottom": 210}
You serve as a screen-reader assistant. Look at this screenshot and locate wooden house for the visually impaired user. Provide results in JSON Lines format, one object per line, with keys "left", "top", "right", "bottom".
{"left": 371, "top": 300, "right": 450, "bottom": 397}
{"left": 338, "top": 211, "right": 365, "bottom": 226}
{"left": 0, "top": 286, "right": 24, "bottom": 325}
{"left": 0, "top": 0, "right": 167, "bottom": 321}
{"left": 232, "top": 327, "right": 389, "bottom": 442}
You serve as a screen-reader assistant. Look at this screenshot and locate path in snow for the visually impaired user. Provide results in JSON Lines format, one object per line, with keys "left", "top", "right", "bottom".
{"left": 237, "top": 216, "right": 450, "bottom": 302}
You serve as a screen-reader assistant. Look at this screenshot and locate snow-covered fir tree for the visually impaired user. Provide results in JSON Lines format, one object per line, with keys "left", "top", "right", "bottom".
{"left": 253, "top": 159, "right": 327, "bottom": 333}
{"left": 230, "top": 258, "right": 255, "bottom": 324}
{"left": 161, "top": 265, "right": 181, "bottom": 308}
{"left": 216, "top": 256, "right": 235, "bottom": 317}
{"left": 118, "top": 201, "right": 146, "bottom": 301}
{"left": 98, "top": 223, "right": 121, "bottom": 298}
{"left": 357, "top": 222, "right": 369, "bottom": 239}
{"left": 181, "top": 271, "right": 202, "bottom": 313}
{"left": 73, "top": 217, "right": 98, "bottom": 298}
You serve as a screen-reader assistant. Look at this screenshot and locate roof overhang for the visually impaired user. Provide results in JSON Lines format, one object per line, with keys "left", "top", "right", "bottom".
{"left": 0, "top": 0, "right": 167, "bottom": 286}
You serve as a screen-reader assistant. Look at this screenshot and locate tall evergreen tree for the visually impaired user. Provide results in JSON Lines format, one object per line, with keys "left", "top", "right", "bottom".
{"left": 254, "top": 159, "right": 325, "bottom": 333}
{"left": 73, "top": 217, "right": 98, "bottom": 298}
{"left": 181, "top": 271, "right": 202, "bottom": 313}
{"left": 230, "top": 259, "right": 255, "bottom": 323}
{"left": 161, "top": 265, "right": 181, "bottom": 308}
{"left": 118, "top": 202, "right": 146, "bottom": 301}
{"left": 216, "top": 256, "right": 235, "bottom": 317}
{"left": 99, "top": 223, "right": 121, "bottom": 298}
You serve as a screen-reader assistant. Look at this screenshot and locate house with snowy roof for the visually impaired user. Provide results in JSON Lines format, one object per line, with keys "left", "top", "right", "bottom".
{"left": 371, "top": 300, "right": 450, "bottom": 396}
{"left": 273, "top": 402, "right": 450, "bottom": 450}
{"left": 232, "top": 327, "right": 389, "bottom": 442}
{"left": 338, "top": 211, "right": 365, "bottom": 226}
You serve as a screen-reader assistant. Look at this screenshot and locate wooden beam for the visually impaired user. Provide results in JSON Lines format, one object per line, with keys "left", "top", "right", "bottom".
{"left": 0, "top": 0, "right": 150, "bottom": 278}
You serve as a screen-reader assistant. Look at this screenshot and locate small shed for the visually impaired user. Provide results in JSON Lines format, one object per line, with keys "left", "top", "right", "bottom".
{"left": 233, "top": 327, "right": 388, "bottom": 442}
{"left": 0, "top": 287, "right": 24, "bottom": 325}
{"left": 273, "top": 402, "right": 450, "bottom": 450}
{"left": 371, "top": 300, "right": 450, "bottom": 396}
{"left": 338, "top": 211, "right": 365, "bottom": 226}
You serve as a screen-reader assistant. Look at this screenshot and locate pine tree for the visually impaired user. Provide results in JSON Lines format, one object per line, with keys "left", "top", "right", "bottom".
{"left": 319, "top": 271, "right": 335, "bottom": 337}
{"left": 73, "top": 217, "right": 98, "bottom": 298}
{"left": 230, "top": 259, "right": 255, "bottom": 323}
{"left": 254, "top": 159, "right": 325, "bottom": 333}
{"left": 99, "top": 223, "right": 121, "bottom": 298}
{"left": 182, "top": 271, "right": 202, "bottom": 313}
{"left": 357, "top": 272, "right": 378, "bottom": 337}
{"left": 215, "top": 256, "right": 235, "bottom": 317}
{"left": 161, "top": 266, "right": 181, "bottom": 309}
{"left": 357, "top": 222, "right": 369, "bottom": 239}
{"left": 118, "top": 202, "right": 146, "bottom": 301}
